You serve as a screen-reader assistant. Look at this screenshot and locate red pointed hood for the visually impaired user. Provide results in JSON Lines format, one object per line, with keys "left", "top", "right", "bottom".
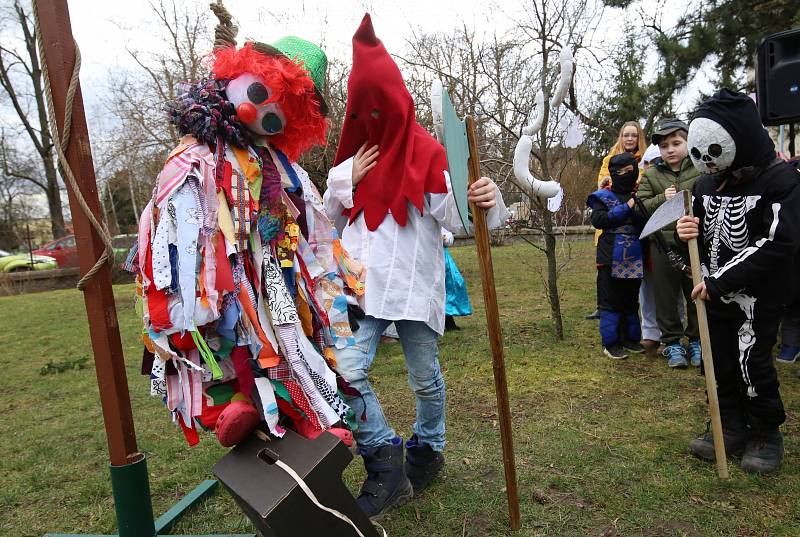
{"left": 334, "top": 13, "right": 447, "bottom": 231}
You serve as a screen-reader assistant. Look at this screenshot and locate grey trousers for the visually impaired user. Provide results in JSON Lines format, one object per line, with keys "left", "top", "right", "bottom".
{"left": 651, "top": 244, "right": 699, "bottom": 345}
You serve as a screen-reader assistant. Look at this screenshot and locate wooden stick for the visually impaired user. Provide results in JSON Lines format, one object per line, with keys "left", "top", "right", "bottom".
{"left": 683, "top": 190, "right": 729, "bottom": 479}
{"left": 35, "top": 0, "right": 139, "bottom": 466}
{"left": 465, "top": 116, "right": 521, "bottom": 529}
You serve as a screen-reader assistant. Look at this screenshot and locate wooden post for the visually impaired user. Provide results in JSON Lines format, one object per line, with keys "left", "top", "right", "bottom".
{"left": 34, "top": 0, "right": 139, "bottom": 467}
{"left": 465, "top": 116, "right": 521, "bottom": 529}
{"left": 684, "top": 190, "right": 729, "bottom": 479}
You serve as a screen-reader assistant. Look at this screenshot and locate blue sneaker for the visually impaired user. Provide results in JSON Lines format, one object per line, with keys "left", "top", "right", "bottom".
{"left": 776, "top": 344, "right": 800, "bottom": 364}
{"left": 688, "top": 339, "right": 702, "bottom": 367}
{"left": 663, "top": 343, "right": 688, "bottom": 369}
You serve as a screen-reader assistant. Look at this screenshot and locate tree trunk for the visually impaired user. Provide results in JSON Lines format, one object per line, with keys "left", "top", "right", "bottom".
{"left": 543, "top": 214, "right": 564, "bottom": 339}
{"left": 43, "top": 154, "right": 65, "bottom": 238}
{"left": 537, "top": 30, "right": 564, "bottom": 341}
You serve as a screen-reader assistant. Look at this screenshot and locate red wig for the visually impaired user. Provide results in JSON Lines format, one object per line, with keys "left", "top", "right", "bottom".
{"left": 212, "top": 43, "right": 327, "bottom": 161}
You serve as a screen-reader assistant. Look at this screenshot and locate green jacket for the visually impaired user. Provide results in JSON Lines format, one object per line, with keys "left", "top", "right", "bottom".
{"left": 636, "top": 157, "right": 699, "bottom": 245}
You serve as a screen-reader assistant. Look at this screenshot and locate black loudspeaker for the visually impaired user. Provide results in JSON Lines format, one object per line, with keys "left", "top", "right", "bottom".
{"left": 757, "top": 28, "right": 800, "bottom": 126}
{"left": 213, "top": 428, "right": 380, "bottom": 537}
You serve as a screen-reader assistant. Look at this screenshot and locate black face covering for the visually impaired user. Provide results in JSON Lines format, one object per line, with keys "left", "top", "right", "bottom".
{"left": 692, "top": 88, "right": 775, "bottom": 171}
{"left": 608, "top": 152, "right": 638, "bottom": 195}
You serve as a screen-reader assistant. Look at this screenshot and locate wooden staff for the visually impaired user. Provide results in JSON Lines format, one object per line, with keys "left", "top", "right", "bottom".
{"left": 465, "top": 116, "right": 521, "bottom": 529}
{"left": 683, "top": 190, "right": 729, "bottom": 479}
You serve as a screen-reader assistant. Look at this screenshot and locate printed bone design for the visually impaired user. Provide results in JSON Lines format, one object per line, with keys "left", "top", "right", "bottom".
{"left": 720, "top": 292, "right": 759, "bottom": 397}
{"left": 702, "top": 195, "right": 760, "bottom": 272}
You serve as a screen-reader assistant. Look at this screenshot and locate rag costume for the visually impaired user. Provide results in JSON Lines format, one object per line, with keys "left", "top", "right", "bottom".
{"left": 322, "top": 14, "right": 508, "bottom": 518}
{"left": 685, "top": 89, "right": 800, "bottom": 473}
{"left": 588, "top": 153, "right": 646, "bottom": 356}
{"left": 128, "top": 18, "right": 363, "bottom": 448}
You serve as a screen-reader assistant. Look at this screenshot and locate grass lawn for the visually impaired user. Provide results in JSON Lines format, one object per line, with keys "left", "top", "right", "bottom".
{"left": 1, "top": 239, "right": 798, "bottom": 536}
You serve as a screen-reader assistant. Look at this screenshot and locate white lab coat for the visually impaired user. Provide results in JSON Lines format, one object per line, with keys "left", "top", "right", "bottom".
{"left": 323, "top": 158, "right": 509, "bottom": 335}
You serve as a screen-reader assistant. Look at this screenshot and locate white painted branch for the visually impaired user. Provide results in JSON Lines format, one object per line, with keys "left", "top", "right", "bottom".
{"left": 513, "top": 134, "right": 561, "bottom": 199}
{"left": 549, "top": 48, "right": 573, "bottom": 110}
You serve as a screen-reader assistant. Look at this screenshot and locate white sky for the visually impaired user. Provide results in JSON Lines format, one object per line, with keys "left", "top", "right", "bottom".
{"left": 68, "top": 0, "right": 517, "bottom": 109}
{"left": 8, "top": 0, "right": 710, "bottom": 132}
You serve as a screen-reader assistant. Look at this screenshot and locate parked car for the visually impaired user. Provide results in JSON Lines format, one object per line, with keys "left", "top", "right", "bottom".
{"left": 33, "top": 234, "right": 78, "bottom": 268}
{"left": 111, "top": 234, "right": 137, "bottom": 265}
{"left": 0, "top": 249, "right": 57, "bottom": 272}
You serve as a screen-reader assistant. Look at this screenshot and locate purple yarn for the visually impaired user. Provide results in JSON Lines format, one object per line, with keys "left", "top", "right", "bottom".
{"left": 167, "top": 79, "right": 252, "bottom": 149}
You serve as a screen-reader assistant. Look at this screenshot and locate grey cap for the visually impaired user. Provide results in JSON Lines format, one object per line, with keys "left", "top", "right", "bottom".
{"left": 651, "top": 118, "right": 689, "bottom": 145}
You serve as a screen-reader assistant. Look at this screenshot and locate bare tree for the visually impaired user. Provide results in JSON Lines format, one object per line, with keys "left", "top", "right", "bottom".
{"left": 395, "top": 0, "right": 603, "bottom": 339}
{"left": 92, "top": 0, "right": 212, "bottom": 227}
{"left": 0, "top": 0, "right": 66, "bottom": 239}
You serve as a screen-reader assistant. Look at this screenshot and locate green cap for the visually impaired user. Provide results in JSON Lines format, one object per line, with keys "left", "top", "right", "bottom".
{"left": 251, "top": 36, "right": 328, "bottom": 114}
{"left": 271, "top": 36, "right": 327, "bottom": 93}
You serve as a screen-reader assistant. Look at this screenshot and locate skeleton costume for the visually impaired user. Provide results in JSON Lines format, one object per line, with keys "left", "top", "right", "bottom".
{"left": 686, "top": 89, "right": 800, "bottom": 469}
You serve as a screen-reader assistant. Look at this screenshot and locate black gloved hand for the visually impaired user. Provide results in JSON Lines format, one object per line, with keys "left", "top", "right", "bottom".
{"left": 347, "top": 304, "right": 365, "bottom": 333}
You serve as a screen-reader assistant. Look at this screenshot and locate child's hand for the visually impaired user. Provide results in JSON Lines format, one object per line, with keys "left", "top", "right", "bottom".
{"left": 676, "top": 215, "right": 699, "bottom": 242}
{"left": 664, "top": 185, "right": 677, "bottom": 200}
{"left": 691, "top": 280, "right": 711, "bottom": 301}
{"left": 468, "top": 177, "right": 497, "bottom": 209}
{"left": 352, "top": 143, "right": 379, "bottom": 187}
{"left": 627, "top": 198, "right": 635, "bottom": 208}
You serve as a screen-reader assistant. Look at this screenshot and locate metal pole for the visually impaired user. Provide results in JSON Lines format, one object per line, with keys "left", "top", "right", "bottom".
{"left": 26, "top": 222, "right": 34, "bottom": 268}
{"left": 779, "top": 124, "right": 785, "bottom": 154}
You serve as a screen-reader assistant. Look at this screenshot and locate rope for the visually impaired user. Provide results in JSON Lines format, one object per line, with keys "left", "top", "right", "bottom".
{"left": 31, "top": 0, "right": 114, "bottom": 290}
{"left": 210, "top": 0, "right": 238, "bottom": 50}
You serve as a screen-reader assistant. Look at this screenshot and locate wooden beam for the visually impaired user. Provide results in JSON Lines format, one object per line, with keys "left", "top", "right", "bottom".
{"left": 34, "top": 0, "right": 139, "bottom": 466}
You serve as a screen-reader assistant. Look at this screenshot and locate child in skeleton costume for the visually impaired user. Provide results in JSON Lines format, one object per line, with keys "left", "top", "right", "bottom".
{"left": 323, "top": 14, "right": 508, "bottom": 519}
{"left": 677, "top": 89, "right": 800, "bottom": 474}
{"left": 587, "top": 152, "right": 647, "bottom": 360}
{"left": 130, "top": 7, "right": 363, "bottom": 448}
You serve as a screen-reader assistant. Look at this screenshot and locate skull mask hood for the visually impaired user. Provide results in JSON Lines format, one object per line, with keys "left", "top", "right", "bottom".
{"left": 334, "top": 13, "right": 448, "bottom": 231}
{"left": 688, "top": 88, "right": 775, "bottom": 175}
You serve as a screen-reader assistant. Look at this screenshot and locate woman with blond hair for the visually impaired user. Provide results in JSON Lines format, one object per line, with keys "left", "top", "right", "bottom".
{"left": 596, "top": 121, "right": 647, "bottom": 188}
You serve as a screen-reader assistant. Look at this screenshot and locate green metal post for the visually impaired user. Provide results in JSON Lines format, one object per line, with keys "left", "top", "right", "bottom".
{"left": 109, "top": 454, "right": 156, "bottom": 537}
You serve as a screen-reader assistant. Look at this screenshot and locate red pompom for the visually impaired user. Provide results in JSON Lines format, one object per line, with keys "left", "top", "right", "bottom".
{"left": 236, "top": 102, "right": 257, "bottom": 123}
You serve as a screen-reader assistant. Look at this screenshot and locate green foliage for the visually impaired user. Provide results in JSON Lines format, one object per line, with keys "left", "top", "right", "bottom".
{"left": 39, "top": 355, "right": 90, "bottom": 375}
{"left": 583, "top": 27, "right": 654, "bottom": 154}
{"left": 588, "top": 0, "right": 800, "bottom": 155}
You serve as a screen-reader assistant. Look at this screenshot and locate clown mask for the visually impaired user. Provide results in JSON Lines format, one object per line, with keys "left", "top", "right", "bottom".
{"left": 226, "top": 73, "right": 286, "bottom": 136}
{"left": 687, "top": 117, "right": 736, "bottom": 175}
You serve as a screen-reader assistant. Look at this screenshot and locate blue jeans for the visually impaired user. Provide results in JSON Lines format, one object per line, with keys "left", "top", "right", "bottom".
{"left": 334, "top": 316, "right": 446, "bottom": 452}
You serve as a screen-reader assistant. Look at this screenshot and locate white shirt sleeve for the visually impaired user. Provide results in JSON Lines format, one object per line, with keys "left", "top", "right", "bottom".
{"left": 430, "top": 171, "right": 511, "bottom": 235}
{"left": 322, "top": 157, "right": 355, "bottom": 233}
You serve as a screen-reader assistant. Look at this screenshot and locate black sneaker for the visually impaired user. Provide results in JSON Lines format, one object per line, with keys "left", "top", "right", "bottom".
{"left": 622, "top": 340, "right": 645, "bottom": 354}
{"left": 740, "top": 430, "right": 784, "bottom": 474}
{"left": 357, "top": 439, "right": 414, "bottom": 519}
{"left": 688, "top": 428, "right": 748, "bottom": 461}
{"left": 404, "top": 434, "right": 445, "bottom": 493}
{"left": 603, "top": 344, "right": 628, "bottom": 359}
